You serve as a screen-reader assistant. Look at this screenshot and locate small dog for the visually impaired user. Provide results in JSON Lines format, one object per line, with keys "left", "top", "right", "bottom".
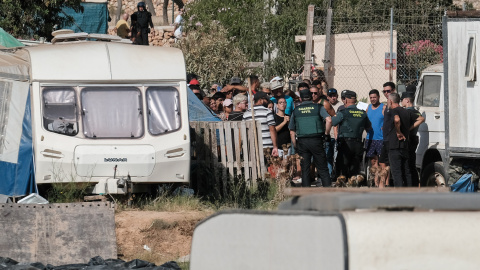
{"left": 334, "top": 175, "right": 347, "bottom": 187}
{"left": 368, "top": 167, "right": 377, "bottom": 187}
{"left": 346, "top": 174, "right": 365, "bottom": 187}
{"left": 347, "top": 175, "right": 358, "bottom": 187}
{"left": 356, "top": 174, "right": 365, "bottom": 186}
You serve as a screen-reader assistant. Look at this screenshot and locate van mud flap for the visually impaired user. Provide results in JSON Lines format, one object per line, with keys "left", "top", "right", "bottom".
{"left": 0, "top": 202, "right": 116, "bottom": 265}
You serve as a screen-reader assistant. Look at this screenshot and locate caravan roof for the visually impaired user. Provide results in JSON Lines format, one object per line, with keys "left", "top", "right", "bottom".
{"left": 22, "top": 42, "right": 186, "bottom": 82}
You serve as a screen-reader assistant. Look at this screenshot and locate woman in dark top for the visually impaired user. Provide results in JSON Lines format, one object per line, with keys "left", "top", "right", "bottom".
{"left": 274, "top": 97, "right": 291, "bottom": 157}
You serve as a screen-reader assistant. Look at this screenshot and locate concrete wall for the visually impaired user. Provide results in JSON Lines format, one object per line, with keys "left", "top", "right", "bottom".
{"left": 297, "top": 31, "right": 397, "bottom": 101}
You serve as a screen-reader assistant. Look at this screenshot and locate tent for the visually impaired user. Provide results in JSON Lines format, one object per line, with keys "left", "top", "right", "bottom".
{"left": 0, "top": 50, "right": 36, "bottom": 196}
{"left": 0, "top": 28, "right": 24, "bottom": 48}
{"left": 187, "top": 87, "right": 220, "bottom": 121}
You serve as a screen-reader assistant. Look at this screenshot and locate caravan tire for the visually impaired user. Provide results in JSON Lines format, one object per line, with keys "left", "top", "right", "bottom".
{"left": 421, "top": 161, "right": 446, "bottom": 187}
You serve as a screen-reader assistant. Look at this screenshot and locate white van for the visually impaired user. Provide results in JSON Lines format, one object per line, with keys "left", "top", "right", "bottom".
{"left": 0, "top": 40, "right": 190, "bottom": 195}
{"left": 414, "top": 15, "right": 480, "bottom": 185}
{"left": 413, "top": 63, "right": 445, "bottom": 185}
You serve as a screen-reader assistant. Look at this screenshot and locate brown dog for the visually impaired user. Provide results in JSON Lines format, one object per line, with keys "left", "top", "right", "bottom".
{"left": 334, "top": 175, "right": 347, "bottom": 187}
{"left": 368, "top": 167, "right": 377, "bottom": 187}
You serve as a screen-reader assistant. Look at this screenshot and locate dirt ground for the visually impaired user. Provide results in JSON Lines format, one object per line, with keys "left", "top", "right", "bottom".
{"left": 115, "top": 210, "right": 214, "bottom": 265}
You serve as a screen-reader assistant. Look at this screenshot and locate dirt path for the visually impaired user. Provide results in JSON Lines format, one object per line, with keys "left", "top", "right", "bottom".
{"left": 115, "top": 210, "right": 213, "bottom": 265}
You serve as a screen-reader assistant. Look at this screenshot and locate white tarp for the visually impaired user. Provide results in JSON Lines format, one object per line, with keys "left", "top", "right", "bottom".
{"left": 0, "top": 80, "right": 30, "bottom": 163}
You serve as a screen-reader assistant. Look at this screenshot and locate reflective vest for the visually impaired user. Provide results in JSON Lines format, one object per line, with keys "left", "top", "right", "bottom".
{"left": 294, "top": 102, "right": 324, "bottom": 138}
{"left": 339, "top": 107, "right": 368, "bottom": 138}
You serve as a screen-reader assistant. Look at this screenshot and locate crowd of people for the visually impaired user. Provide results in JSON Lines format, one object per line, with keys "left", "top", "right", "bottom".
{"left": 190, "top": 71, "right": 425, "bottom": 188}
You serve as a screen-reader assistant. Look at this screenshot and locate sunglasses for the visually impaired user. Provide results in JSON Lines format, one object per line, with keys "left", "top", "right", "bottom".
{"left": 383, "top": 90, "right": 392, "bottom": 94}
{"left": 310, "top": 92, "right": 319, "bottom": 95}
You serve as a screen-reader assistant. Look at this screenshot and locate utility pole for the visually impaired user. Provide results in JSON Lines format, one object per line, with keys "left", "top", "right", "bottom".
{"left": 389, "top": 8, "right": 394, "bottom": 82}
{"left": 303, "top": 5, "right": 315, "bottom": 79}
{"left": 323, "top": 8, "right": 333, "bottom": 85}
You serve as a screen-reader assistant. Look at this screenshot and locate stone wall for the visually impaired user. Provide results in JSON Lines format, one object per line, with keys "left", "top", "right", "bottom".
{"left": 107, "top": 0, "right": 181, "bottom": 19}
{"left": 453, "top": 0, "right": 480, "bottom": 9}
{"left": 107, "top": 0, "right": 183, "bottom": 46}
{"left": 108, "top": 25, "right": 177, "bottom": 46}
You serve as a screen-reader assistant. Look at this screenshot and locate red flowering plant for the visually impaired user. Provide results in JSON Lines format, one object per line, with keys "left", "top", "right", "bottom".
{"left": 402, "top": 40, "right": 443, "bottom": 70}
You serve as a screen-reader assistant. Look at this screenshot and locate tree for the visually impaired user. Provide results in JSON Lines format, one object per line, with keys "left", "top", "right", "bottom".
{"left": 0, "top": 0, "right": 83, "bottom": 40}
{"left": 183, "top": 0, "right": 315, "bottom": 79}
{"left": 174, "top": 22, "right": 250, "bottom": 89}
{"left": 163, "top": 0, "right": 184, "bottom": 25}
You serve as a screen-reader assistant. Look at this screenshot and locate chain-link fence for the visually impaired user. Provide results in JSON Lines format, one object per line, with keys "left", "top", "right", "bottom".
{"left": 311, "top": 1, "right": 453, "bottom": 100}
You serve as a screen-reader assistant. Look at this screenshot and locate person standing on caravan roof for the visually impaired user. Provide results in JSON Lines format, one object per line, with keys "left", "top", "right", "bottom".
{"left": 133, "top": 2, "right": 154, "bottom": 46}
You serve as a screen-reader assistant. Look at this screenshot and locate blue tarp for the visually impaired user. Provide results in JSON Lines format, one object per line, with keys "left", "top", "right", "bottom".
{"left": 62, "top": 3, "right": 109, "bottom": 34}
{"left": 187, "top": 87, "right": 220, "bottom": 122}
{"left": 451, "top": 174, "right": 478, "bottom": 193}
{"left": 0, "top": 93, "right": 36, "bottom": 196}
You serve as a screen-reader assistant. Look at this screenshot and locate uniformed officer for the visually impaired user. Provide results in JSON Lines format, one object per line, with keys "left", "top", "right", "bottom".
{"left": 329, "top": 90, "right": 371, "bottom": 179}
{"left": 401, "top": 91, "right": 424, "bottom": 186}
{"left": 132, "top": 2, "right": 154, "bottom": 45}
{"left": 289, "top": 89, "right": 332, "bottom": 187}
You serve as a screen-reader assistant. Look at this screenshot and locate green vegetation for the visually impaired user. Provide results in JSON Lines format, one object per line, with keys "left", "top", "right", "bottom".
{"left": 181, "top": 0, "right": 455, "bottom": 85}
{"left": 0, "top": 0, "right": 83, "bottom": 40}
{"left": 174, "top": 22, "right": 251, "bottom": 90}
{"left": 180, "top": 0, "right": 312, "bottom": 84}
{"left": 45, "top": 182, "right": 91, "bottom": 203}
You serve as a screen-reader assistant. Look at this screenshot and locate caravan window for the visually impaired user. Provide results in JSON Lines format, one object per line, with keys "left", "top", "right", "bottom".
{"left": 146, "top": 87, "right": 181, "bottom": 135}
{"left": 417, "top": 75, "right": 441, "bottom": 107}
{"left": 81, "top": 87, "right": 143, "bottom": 138}
{"left": 42, "top": 87, "right": 78, "bottom": 136}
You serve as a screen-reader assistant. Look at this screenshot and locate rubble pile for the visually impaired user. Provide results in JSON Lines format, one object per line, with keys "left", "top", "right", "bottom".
{"left": 449, "top": 158, "right": 480, "bottom": 183}
{"left": 0, "top": 256, "right": 181, "bottom": 270}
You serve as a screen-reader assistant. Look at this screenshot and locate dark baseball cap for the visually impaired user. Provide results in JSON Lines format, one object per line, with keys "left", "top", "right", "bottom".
{"left": 401, "top": 91, "right": 415, "bottom": 100}
{"left": 299, "top": 89, "right": 312, "bottom": 99}
{"left": 341, "top": 90, "right": 348, "bottom": 99}
{"left": 254, "top": 91, "right": 269, "bottom": 102}
{"left": 406, "top": 85, "right": 416, "bottom": 94}
{"left": 327, "top": 88, "right": 338, "bottom": 96}
{"left": 230, "top": 77, "right": 242, "bottom": 85}
{"left": 343, "top": 90, "right": 357, "bottom": 99}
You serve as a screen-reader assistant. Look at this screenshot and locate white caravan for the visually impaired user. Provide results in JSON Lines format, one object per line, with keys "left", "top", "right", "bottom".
{"left": 415, "top": 15, "right": 480, "bottom": 185}
{"left": 0, "top": 40, "right": 190, "bottom": 194}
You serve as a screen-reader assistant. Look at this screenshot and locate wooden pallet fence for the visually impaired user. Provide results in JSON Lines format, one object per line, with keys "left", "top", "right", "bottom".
{"left": 190, "top": 121, "right": 267, "bottom": 193}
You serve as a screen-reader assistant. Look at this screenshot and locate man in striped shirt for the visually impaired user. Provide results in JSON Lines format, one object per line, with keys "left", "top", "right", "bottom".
{"left": 243, "top": 91, "right": 279, "bottom": 157}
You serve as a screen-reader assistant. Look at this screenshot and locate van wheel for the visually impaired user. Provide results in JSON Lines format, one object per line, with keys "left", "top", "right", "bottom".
{"left": 421, "top": 161, "right": 446, "bottom": 187}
